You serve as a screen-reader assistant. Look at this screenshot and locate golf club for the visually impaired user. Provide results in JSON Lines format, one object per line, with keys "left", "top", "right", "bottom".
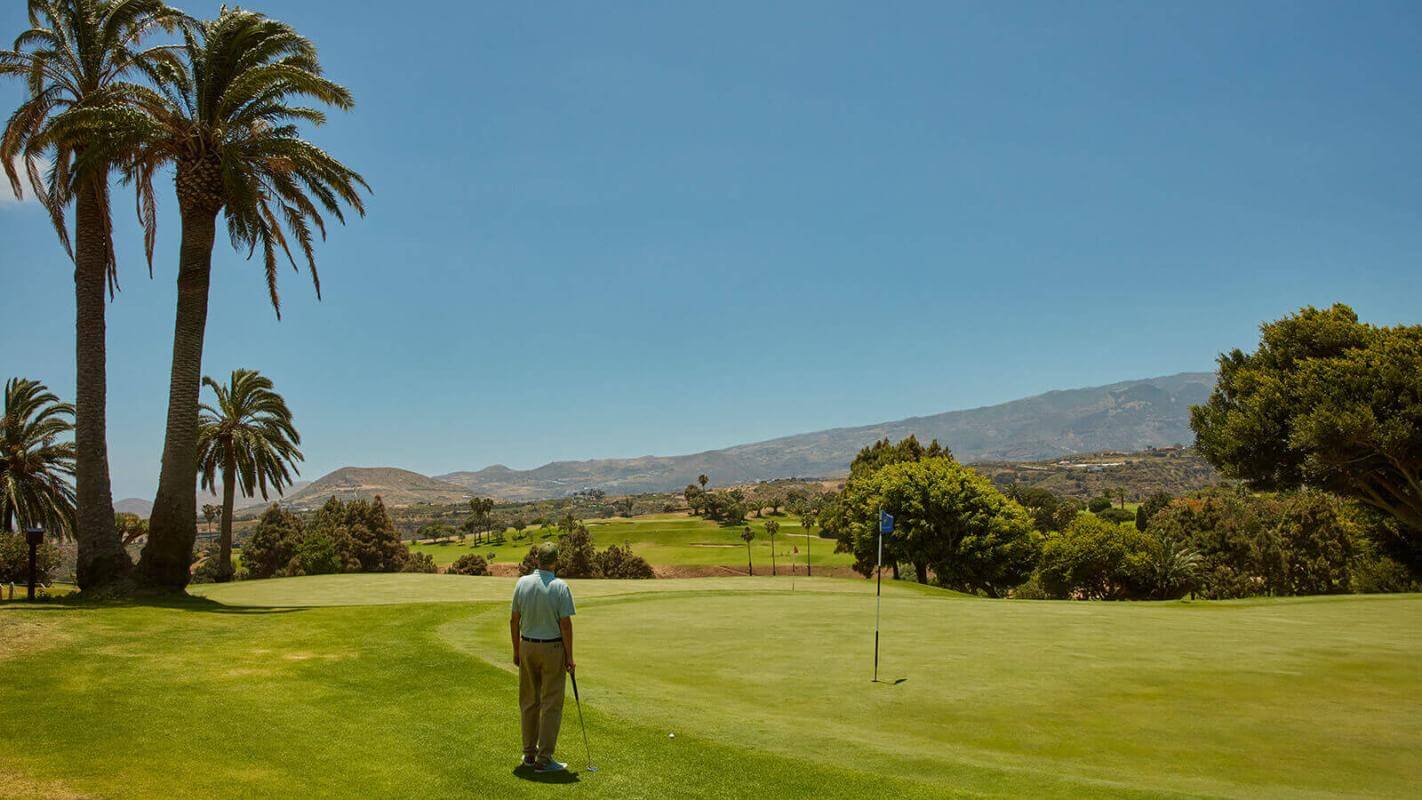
{"left": 570, "top": 670, "right": 597, "bottom": 773}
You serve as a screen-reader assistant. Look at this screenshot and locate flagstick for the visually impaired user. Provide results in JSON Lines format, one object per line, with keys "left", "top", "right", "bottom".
{"left": 873, "top": 508, "right": 883, "bottom": 683}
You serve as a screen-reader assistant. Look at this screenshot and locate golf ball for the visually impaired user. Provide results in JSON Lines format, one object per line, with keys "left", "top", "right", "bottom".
{"left": 668, "top": 733, "right": 676, "bottom": 739}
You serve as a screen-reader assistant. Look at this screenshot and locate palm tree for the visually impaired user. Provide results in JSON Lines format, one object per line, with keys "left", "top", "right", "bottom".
{"left": 740, "top": 526, "right": 754, "bottom": 576}
{"left": 765, "top": 519, "right": 779, "bottom": 576}
{"left": 1150, "top": 535, "right": 1202, "bottom": 600}
{"left": 111, "top": 8, "right": 367, "bottom": 589}
{"left": 0, "top": 378, "right": 76, "bottom": 536}
{"left": 800, "top": 510, "right": 816, "bottom": 577}
{"left": 1, "top": 0, "right": 183, "bottom": 589}
{"left": 201, "top": 503, "right": 217, "bottom": 541}
{"left": 196, "top": 369, "right": 302, "bottom": 581}
{"left": 698, "top": 474, "right": 709, "bottom": 492}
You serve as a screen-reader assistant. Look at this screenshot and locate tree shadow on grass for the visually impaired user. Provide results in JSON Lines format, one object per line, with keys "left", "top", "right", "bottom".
{"left": 511, "top": 765, "right": 581, "bottom": 784}
{"left": 23, "top": 591, "right": 312, "bottom": 616}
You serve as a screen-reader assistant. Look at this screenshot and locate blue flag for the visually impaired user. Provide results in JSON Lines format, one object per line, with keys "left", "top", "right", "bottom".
{"left": 879, "top": 510, "right": 894, "bottom": 534}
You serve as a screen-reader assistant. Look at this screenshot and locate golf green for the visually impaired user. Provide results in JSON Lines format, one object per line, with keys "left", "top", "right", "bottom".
{"left": 2, "top": 575, "right": 1418, "bottom": 798}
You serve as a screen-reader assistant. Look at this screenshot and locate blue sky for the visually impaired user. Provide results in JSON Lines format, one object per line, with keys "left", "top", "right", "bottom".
{"left": 2, "top": 1, "right": 1419, "bottom": 500}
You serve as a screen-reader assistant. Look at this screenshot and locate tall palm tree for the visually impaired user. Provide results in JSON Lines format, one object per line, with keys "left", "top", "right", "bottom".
{"left": 765, "top": 519, "right": 779, "bottom": 576}
{"left": 107, "top": 8, "right": 367, "bottom": 589}
{"left": 0, "top": 378, "right": 76, "bottom": 536}
{"left": 740, "top": 526, "right": 754, "bottom": 576}
{"left": 196, "top": 369, "right": 301, "bottom": 581}
{"left": 1, "top": 0, "right": 183, "bottom": 589}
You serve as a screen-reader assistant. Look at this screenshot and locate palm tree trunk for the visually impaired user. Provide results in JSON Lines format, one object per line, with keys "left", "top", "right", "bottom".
{"left": 139, "top": 207, "right": 218, "bottom": 591}
{"left": 770, "top": 536, "right": 777, "bottom": 576}
{"left": 746, "top": 544, "right": 752, "bottom": 576}
{"left": 218, "top": 452, "right": 236, "bottom": 581}
{"left": 72, "top": 181, "right": 131, "bottom": 590}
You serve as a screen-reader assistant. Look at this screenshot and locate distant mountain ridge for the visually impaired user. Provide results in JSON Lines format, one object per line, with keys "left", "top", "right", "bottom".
{"left": 436, "top": 371, "right": 1215, "bottom": 501}
{"left": 116, "top": 481, "right": 312, "bottom": 519}
{"left": 279, "top": 467, "right": 470, "bottom": 509}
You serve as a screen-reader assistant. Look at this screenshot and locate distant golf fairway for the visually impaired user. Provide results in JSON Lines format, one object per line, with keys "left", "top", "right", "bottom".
{"left": 2, "top": 576, "right": 1418, "bottom": 799}
{"left": 408, "top": 514, "right": 855, "bottom": 572}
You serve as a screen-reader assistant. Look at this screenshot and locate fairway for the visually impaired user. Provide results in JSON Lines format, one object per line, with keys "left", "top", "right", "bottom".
{"left": 409, "top": 514, "right": 854, "bottom": 573}
{"left": 3, "top": 576, "right": 1420, "bottom": 799}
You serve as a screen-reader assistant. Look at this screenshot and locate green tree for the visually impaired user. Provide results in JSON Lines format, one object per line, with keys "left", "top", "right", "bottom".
{"left": 195, "top": 369, "right": 303, "bottom": 581}
{"left": 1146, "top": 488, "right": 1283, "bottom": 599}
{"left": 698, "top": 474, "right": 709, "bottom": 492}
{"left": 613, "top": 497, "right": 635, "bottom": 518}
{"left": 830, "top": 457, "right": 1039, "bottom": 596}
{"left": 596, "top": 543, "right": 654, "bottom": 579}
{"left": 683, "top": 484, "right": 704, "bottom": 516}
{"left": 114, "top": 512, "right": 148, "bottom": 546}
{"left": 765, "top": 519, "right": 780, "bottom": 576}
{"left": 201, "top": 503, "right": 218, "bottom": 541}
{"left": 0, "top": 379, "right": 76, "bottom": 538}
{"left": 463, "top": 497, "right": 495, "bottom": 543}
{"left": 1274, "top": 491, "right": 1360, "bottom": 596}
{"left": 1146, "top": 533, "right": 1201, "bottom": 600}
{"left": 1038, "top": 516, "right": 1154, "bottom": 600}
{"left": 1135, "top": 492, "right": 1173, "bottom": 532}
{"left": 241, "top": 504, "right": 304, "bottom": 580}
{"left": 2, "top": 0, "right": 184, "bottom": 590}
{"left": 740, "top": 526, "right": 754, "bottom": 576}
{"left": 342, "top": 497, "right": 407, "bottom": 573}
{"left": 0, "top": 532, "right": 62, "bottom": 593}
{"left": 130, "top": 8, "right": 368, "bottom": 590}
{"left": 448, "top": 553, "right": 489, "bottom": 576}
{"left": 557, "top": 524, "right": 598, "bottom": 578}
{"left": 799, "top": 508, "right": 818, "bottom": 577}
{"left": 402, "top": 552, "right": 437, "bottom": 574}
{"left": 1192, "top": 304, "right": 1422, "bottom": 552}
{"left": 847, "top": 435, "right": 950, "bottom": 480}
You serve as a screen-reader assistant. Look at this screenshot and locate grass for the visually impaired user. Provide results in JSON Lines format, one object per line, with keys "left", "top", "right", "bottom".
{"left": 409, "top": 513, "right": 853, "bottom": 572}
{"left": 2, "top": 574, "right": 1419, "bottom": 798}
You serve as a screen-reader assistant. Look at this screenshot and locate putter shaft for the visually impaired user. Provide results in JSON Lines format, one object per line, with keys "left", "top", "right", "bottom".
{"left": 571, "top": 671, "right": 595, "bottom": 771}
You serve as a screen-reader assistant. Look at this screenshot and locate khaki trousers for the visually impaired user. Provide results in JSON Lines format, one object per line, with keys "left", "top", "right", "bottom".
{"left": 518, "top": 639, "right": 567, "bottom": 764}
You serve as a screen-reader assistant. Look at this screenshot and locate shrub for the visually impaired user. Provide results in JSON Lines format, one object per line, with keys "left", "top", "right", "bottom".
{"left": 596, "top": 544, "right": 654, "bottom": 579}
{"left": 448, "top": 553, "right": 490, "bottom": 576}
{"left": 1136, "top": 492, "right": 1173, "bottom": 531}
{"left": 1095, "top": 507, "right": 1135, "bottom": 524}
{"left": 241, "top": 505, "right": 305, "bottom": 580}
{"left": 0, "top": 532, "right": 61, "bottom": 588}
{"left": 1087, "top": 495, "right": 1113, "bottom": 513}
{"left": 1011, "top": 573, "right": 1051, "bottom": 600}
{"left": 1039, "top": 516, "right": 1154, "bottom": 600}
{"left": 287, "top": 528, "right": 346, "bottom": 576}
{"left": 190, "top": 556, "right": 233, "bottom": 584}
{"left": 1351, "top": 552, "right": 1420, "bottom": 593}
{"left": 402, "top": 552, "right": 438, "bottom": 574}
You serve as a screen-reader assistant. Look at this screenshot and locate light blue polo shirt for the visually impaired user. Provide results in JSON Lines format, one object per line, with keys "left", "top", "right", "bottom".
{"left": 511, "top": 569, "right": 576, "bottom": 639}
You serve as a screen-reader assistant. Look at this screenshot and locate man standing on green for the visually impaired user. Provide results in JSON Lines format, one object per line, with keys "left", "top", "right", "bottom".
{"left": 510, "top": 542, "right": 577, "bottom": 772}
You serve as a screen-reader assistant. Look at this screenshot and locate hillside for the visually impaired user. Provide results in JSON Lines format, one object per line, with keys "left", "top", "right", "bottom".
{"left": 115, "top": 482, "right": 313, "bottom": 519}
{"left": 438, "top": 372, "right": 1215, "bottom": 501}
{"left": 975, "top": 448, "right": 1220, "bottom": 500}
{"left": 280, "top": 467, "right": 470, "bottom": 509}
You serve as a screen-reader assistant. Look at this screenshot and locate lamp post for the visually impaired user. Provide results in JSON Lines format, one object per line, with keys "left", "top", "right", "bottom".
{"left": 25, "top": 526, "right": 44, "bottom": 601}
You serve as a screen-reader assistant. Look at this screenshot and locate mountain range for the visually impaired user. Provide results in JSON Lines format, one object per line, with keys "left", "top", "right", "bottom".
{"left": 433, "top": 371, "right": 1215, "bottom": 501}
{"left": 125, "top": 371, "right": 1215, "bottom": 512}
{"left": 116, "top": 482, "right": 312, "bottom": 519}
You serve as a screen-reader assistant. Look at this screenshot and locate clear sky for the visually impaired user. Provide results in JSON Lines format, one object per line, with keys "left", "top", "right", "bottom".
{"left": 2, "top": 1, "right": 1419, "bottom": 500}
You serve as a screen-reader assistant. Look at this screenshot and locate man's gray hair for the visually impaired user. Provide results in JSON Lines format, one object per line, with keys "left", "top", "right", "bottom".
{"left": 536, "top": 542, "right": 559, "bottom": 568}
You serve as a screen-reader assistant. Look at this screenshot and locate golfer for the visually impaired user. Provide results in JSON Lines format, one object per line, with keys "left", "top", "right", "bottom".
{"left": 510, "top": 542, "right": 577, "bottom": 773}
